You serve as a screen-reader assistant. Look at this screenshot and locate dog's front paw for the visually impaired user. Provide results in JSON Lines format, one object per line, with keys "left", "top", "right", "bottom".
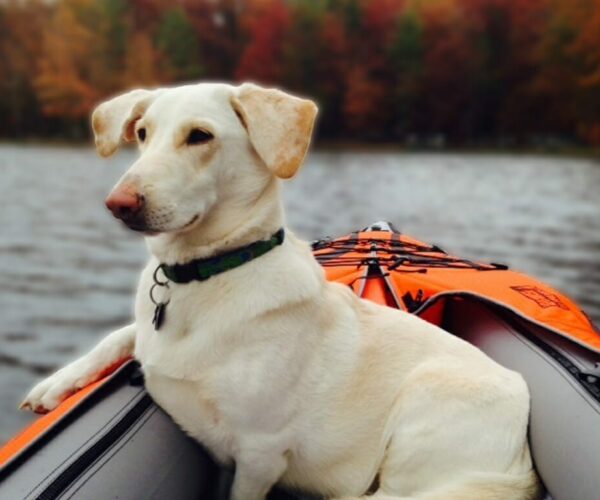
{"left": 20, "top": 361, "right": 89, "bottom": 414}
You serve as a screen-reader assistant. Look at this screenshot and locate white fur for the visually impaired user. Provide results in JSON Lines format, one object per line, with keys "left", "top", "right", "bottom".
{"left": 22, "top": 82, "right": 540, "bottom": 500}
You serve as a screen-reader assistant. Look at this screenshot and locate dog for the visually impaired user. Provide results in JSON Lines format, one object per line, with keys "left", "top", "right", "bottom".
{"left": 22, "top": 82, "right": 540, "bottom": 500}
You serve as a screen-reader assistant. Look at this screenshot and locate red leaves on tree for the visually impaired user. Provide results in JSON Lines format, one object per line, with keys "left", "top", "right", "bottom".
{"left": 1, "top": 0, "right": 600, "bottom": 144}
{"left": 236, "top": 0, "right": 291, "bottom": 84}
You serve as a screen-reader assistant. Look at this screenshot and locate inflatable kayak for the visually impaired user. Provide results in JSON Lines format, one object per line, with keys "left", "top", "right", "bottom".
{"left": 1, "top": 222, "right": 599, "bottom": 500}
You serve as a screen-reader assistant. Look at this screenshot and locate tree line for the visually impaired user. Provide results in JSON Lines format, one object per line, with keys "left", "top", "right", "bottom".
{"left": 1, "top": 0, "right": 599, "bottom": 146}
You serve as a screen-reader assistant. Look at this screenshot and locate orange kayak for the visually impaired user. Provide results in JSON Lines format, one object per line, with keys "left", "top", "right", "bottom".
{"left": 314, "top": 221, "right": 599, "bottom": 353}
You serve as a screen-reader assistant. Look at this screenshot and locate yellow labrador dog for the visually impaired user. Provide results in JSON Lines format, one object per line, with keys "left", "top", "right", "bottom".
{"left": 22, "top": 82, "right": 540, "bottom": 500}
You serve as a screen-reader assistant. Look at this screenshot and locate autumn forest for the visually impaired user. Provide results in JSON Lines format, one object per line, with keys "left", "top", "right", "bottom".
{"left": 1, "top": 0, "right": 600, "bottom": 146}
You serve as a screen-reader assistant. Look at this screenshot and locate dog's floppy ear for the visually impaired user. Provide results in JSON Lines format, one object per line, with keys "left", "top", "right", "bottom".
{"left": 91, "top": 89, "right": 162, "bottom": 157}
{"left": 230, "top": 83, "right": 318, "bottom": 179}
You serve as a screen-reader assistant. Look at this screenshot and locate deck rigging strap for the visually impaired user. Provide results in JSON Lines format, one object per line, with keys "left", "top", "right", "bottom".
{"left": 312, "top": 236, "right": 507, "bottom": 272}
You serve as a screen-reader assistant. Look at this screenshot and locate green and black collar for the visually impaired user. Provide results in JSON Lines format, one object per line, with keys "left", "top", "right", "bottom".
{"left": 150, "top": 228, "right": 285, "bottom": 330}
{"left": 159, "top": 228, "right": 285, "bottom": 284}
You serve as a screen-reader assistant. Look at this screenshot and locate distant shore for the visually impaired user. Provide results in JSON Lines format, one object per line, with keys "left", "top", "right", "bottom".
{"left": 1, "top": 138, "right": 598, "bottom": 160}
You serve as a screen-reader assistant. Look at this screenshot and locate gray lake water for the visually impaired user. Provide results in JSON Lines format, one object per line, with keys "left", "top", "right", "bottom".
{"left": 1, "top": 144, "right": 599, "bottom": 442}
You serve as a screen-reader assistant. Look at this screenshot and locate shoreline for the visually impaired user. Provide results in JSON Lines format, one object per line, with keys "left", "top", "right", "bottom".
{"left": 0, "top": 139, "right": 598, "bottom": 160}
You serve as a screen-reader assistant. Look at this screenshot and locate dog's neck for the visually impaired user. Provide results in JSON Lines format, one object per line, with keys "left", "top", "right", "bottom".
{"left": 145, "top": 178, "right": 285, "bottom": 265}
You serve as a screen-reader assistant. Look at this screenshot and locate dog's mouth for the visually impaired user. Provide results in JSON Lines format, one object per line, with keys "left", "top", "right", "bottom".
{"left": 180, "top": 214, "right": 200, "bottom": 231}
{"left": 125, "top": 213, "right": 200, "bottom": 236}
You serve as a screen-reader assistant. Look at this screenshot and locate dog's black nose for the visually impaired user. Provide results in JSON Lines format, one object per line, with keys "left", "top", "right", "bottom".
{"left": 105, "top": 185, "right": 144, "bottom": 220}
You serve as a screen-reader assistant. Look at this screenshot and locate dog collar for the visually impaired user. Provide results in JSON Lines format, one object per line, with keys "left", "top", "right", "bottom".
{"left": 160, "top": 228, "right": 285, "bottom": 284}
{"left": 150, "top": 228, "right": 285, "bottom": 330}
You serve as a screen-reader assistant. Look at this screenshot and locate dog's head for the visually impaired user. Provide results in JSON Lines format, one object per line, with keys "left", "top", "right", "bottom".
{"left": 92, "top": 82, "right": 318, "bottom": 235}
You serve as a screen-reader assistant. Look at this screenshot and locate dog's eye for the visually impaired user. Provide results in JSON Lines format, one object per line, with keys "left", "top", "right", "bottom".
{"left": 137, "top": 128, "right": 146, "bottom": 142}
{"left": 186, "top": 128, "right": 214, "bottom": 145}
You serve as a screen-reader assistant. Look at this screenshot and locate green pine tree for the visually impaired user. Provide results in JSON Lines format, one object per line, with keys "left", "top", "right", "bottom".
{"left": 156, "top": 8, "right": 203, "bottom": 81}
{"left": 389, "top": 9, "right": 424, "bottom": 137}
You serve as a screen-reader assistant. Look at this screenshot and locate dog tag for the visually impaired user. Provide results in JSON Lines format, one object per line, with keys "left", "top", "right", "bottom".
{"left": 153, "top": 302, "right": 167, "bottom": 331}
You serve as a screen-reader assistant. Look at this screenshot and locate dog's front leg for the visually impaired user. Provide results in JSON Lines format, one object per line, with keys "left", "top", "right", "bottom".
{"left": 21, "top": 323, "right": 136, "bottom": 413}
{"left": 230, "top": 447, "right": 288, "bottom": 500}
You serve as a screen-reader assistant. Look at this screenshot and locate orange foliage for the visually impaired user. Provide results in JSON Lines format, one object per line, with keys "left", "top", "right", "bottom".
{"left": 122, "top": 32, "right": 164, "bottom": 88}
{"left": 0, "top": 0, "right": 600, "bottom": 145}
{"left": 35, "top": 0, "right": 101, "bottom": 118}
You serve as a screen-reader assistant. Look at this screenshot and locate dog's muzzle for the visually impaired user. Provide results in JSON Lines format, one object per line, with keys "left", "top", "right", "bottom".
{"left": 105, "top": 184, "right": 146, "bottom": 229}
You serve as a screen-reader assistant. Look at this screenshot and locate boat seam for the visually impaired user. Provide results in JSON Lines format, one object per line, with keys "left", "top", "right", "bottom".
{"left": 24, "top": 386, "right": 145, "bottom": 499}
{"left": 59, "top": 405, "right": 158, "bottom": 500}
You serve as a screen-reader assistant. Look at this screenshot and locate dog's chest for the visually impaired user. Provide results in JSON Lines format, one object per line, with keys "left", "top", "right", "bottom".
{"left": 142, "top": 367, "right": 237, "bottom": 464}
{"left": 139, "top": 336, "right": 302, "bottom": 466}
{"left": 132, "top": 271, "right": 306, "bottom": 464}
